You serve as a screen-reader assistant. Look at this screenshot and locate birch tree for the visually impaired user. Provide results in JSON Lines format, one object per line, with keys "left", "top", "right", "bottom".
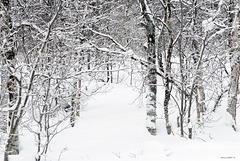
{"left": 227, "top": 0, "right": 240, "bottom": 130}
{"left": 139, "top": 0, "right": 157, "bottom": 135}
{"left": 0, "top": 0, "right": 20, "bottom": 159}
{"left": 0, "top": 0, "right": 64, "bottom": 160}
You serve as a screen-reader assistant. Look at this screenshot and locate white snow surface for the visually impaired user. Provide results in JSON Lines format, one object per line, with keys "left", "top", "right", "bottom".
{"left": 1, "top": 83, "right": 240, "bottom": 161}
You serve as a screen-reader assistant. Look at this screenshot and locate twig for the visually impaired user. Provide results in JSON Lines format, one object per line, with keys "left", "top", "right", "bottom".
{"left": 112, "top": 152, "right": 121, "bottom": 158}
{"left": 58, "top": 147, "right": 68, "bottom": 161}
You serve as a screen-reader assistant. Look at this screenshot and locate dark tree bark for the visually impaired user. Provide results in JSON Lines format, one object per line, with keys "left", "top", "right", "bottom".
{"left": 163, "top": 0, "right": 173, "bottom": 135}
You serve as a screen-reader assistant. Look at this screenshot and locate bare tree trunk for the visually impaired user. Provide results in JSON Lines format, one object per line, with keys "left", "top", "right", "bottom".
{"left": 1, "top": 1, "right": 19, "bottom": 160}
{"left": 227, "top": 0, "right": 240, "bottom": 130}
{"left": 70, "top": 80, "right": 76, "bottom": 127}
{"left": 178, "top": 0, "right": 185, "bottom": 137}
{"left": 195, "top": 74, "right": 206, "bottom": 122}
{"left": 0, "top": 59, "right": 8, "bottom": 133}
{"left": 163, "top": 0, "right": 173, "bottom": 135}
{"left": 106, "top": 63, "right": 113, "bottom": 83}
{"left": 191, "top": 0, "right": 206, "bottom": 124}
{"left": 2, "top": 1, "right": 62, "bottom": 160}
{"left": 4, "top": 76, "right": 22, "bottom": 161}
{"left": 227, "top": 60, "right": 239, "bottom": 129}
{"left": 76, "top": 80, "right": 81, "bottom": 117}
{"left": 139, "top": 0, "right": 157, "bottom": 135}
{"left": 87, "top": 54, "right": 91, "bottom": 70}
{"left": 187, "top": 32, "right": 208, "bottom": 139}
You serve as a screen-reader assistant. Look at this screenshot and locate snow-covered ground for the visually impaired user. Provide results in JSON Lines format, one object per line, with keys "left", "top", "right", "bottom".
{"left": 2, "top": 83, "right": 240, "bottom": 161}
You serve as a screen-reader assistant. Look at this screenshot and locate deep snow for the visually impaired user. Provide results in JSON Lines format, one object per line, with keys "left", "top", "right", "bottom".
{"left": 1, "top": 83, "right": 240, "bottom": 161}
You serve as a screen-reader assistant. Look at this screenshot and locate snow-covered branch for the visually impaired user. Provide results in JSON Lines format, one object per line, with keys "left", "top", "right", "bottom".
{"left": 89, "top": 28, "right": 127, "bottom": 52}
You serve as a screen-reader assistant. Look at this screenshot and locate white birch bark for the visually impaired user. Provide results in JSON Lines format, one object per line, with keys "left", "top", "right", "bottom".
{"left": 0, "top": 1, "right": 19, "bottom": 159}
{"left": 139, "top": 0, "right": 157, "bottom": 135}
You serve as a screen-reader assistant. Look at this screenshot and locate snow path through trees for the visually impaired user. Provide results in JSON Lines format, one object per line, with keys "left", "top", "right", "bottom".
{"left": 5, "top": 84, "right": 240, "bottom": 161}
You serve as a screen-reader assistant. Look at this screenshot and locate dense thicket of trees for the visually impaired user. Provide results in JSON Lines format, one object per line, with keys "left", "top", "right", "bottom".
{"left": 0, "top": 0, "right": 239, "bottom": 160}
